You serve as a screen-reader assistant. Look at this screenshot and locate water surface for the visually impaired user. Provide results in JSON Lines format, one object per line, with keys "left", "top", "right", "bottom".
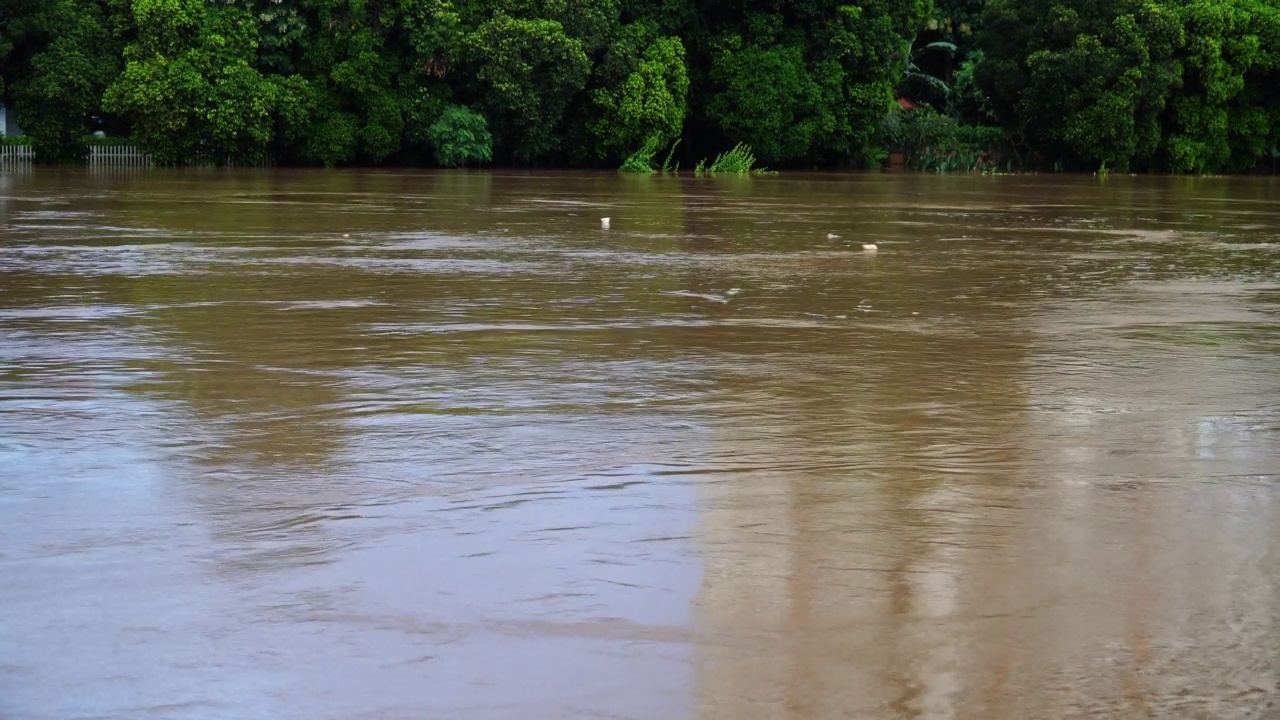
{"left": 1, "top": 169, "right": 1278, "bottom": 719}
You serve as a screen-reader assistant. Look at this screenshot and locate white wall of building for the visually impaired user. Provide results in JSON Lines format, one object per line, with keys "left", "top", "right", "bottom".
{"left": 0, "top": 103, "right": 24, "bottom": 137}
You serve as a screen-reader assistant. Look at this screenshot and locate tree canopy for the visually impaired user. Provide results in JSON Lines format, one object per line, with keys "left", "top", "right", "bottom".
{"left": 1, "top": 0, "right": 1278, "bottom": 172}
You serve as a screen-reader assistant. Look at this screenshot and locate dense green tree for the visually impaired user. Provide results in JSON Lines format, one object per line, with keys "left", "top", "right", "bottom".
{"left": 464, "top": 15, "right": 591, "bottom": 160}
{"left": 975, "top": 0, "right": 1280, "bottom": 172}
{"left": 589, "top": 32, "right": 688, "bottom": 159}
{"left": 1, "top": 0, "right": 120, "bottom": 160}
{"left": 706, "top": 40, "right": 828, "bottom": 164}
{"left": 103, "top": 0, "right": 301, "bottom": 164}
{"left": 680, "top": 0, "right": 927, "bottom": 166}
{"left": 1163, "top": 0, "right": 1280, "bottom": 172}
{"left": 976, "top": 0, "right": 1183, "bottom": 170}
{"left": 294, "top": 1, "right": 405, "bottom": 164}
{"left": 3, "top": 0, "right": 921, "bottom": 167}
{"left": 4, "top": 0, "right": 1280, "bottom": 172}
{"left": 222, "top": 0, "right": 308, "bottom": 72}
{"left": 398, "top": 0, "right": 463, "bottom": 157}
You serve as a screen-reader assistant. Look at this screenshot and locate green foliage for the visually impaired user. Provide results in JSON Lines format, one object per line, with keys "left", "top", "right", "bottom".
{"left": 302, "top": 108, "right": 359, "bottom": 168}
{"left": 590, "top": 34, "right": 689, "bottom": 160}
{"left": 882, "top": 106, "right": 1007, "bottom": 172}
{"left": 1161, "top": 0, "right": 1280, "bottom": 173}
{"left": 103, "top": 0, "right": 286, "bottom": 165}
{"left": 882, "top": 107, "right": 957, "bottom": 157}
{"left": 221, "top": 0, "right": 307, "bottom": 73}
{"left": 307, "top": 9, "right": 404, "bottom": 165}
{"left": 899, "top": 40, "right": 955, "bottom": 110}
{"left": 82, "top": 134, "right": 136, "bottom": 146}
{"left": 620, "top": 134, "right": 661, "bottom": 173}
{"left": 427, "top": 105, "right": 492, "bottom": 167}
{"left": 953, "top": 124, "right": 1006, "bottom": 151}
{"left": 619, "top": 135, "right": 682, "bottom": 173}
{"left": 976, "top": 0, "right": 1185, "bottom": 170}
{"left": 660, "top": 138, "right": 680, "bottom": 171}
{"left": 819, "top": 0, "right": 930, "bottom": 164}
{"left": 948, "top": 50, "right": 997, "bottom": 124}
{"left": 706, "top": 42, "right": 829, "bottom": 165}
{"left": 972, "top": 0, "right": 1280, "bottom": 172}
{"left": 4, "top": 0, "right": 120, "bottom": 161}
{"left": 926, "top": 0, "right": 987, "bottom": 41}
{"left": 1, "top": 0, "right": 1279, "bottom": 173}
{"left": 917, "top": 147, "right": 996, "bottom": 173}
{"left": 466, "top": 15, "right": 591, "bottom": 160}
{"left": 696, "top": 143, "right": 766, "bottom": 174}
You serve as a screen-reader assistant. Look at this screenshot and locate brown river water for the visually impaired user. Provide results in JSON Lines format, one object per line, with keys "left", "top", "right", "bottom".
{"left": 1, "top": 168, "right": 1279, "bottom": 720}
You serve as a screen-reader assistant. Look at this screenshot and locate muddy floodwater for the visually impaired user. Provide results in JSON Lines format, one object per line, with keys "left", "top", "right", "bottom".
{"left": 1, "top": 168, "right": 1279, "bottom": 720}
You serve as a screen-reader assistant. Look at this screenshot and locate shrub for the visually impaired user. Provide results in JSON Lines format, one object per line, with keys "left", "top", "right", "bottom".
{"left": 426, "top": 105, "right": 493, "bottom": 168}
{"left": 81, "top": 134, "right": 137, "bottom": 147}
{"left": 882, "top": 106, "right": 1009, "bottom": 173}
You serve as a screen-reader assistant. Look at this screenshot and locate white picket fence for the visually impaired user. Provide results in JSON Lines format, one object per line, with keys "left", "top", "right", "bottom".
{"left": 88, "top": 144, "right": 152, "bottom": 168}
{"left": 0, "top": 143, "right": 272, "bottom": 168}
{"left": 0, "top": 144, "right": 34, "bottom": 163}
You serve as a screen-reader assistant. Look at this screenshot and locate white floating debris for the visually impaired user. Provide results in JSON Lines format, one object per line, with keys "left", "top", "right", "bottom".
{"left": 826, "top": 233, "right": 841, "bottom": 240}
{"left": 342, "top": 233, "right": 350, "bottom": 238}
{"left": 601, "top": 217, "right": 611, "bottom": 229}
{"left": 662, "top": 289, "right": 737, "bottom": 304}
{"left": 862, "top": 243, "right": 878, "bottom": 252}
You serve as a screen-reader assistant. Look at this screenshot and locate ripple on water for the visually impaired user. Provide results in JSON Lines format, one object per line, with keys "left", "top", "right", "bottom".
{"left": 1, "top": 171, "right": 1279, "bottom": 720}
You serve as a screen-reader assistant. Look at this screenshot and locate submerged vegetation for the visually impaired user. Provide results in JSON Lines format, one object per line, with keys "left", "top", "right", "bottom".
{"left": 1, "top": 0, "right": 1279, "bottom": 173}
{"left": 620, "top": 135, "right": 664, "bottom": 173}
{"left": 694, "top": 143, "right": 768, "bottom": 175}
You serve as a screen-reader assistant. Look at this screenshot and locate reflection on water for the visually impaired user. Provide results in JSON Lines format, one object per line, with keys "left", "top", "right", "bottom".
{"left": 1, "top": 169, "right": 1278, "bottom": 719}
